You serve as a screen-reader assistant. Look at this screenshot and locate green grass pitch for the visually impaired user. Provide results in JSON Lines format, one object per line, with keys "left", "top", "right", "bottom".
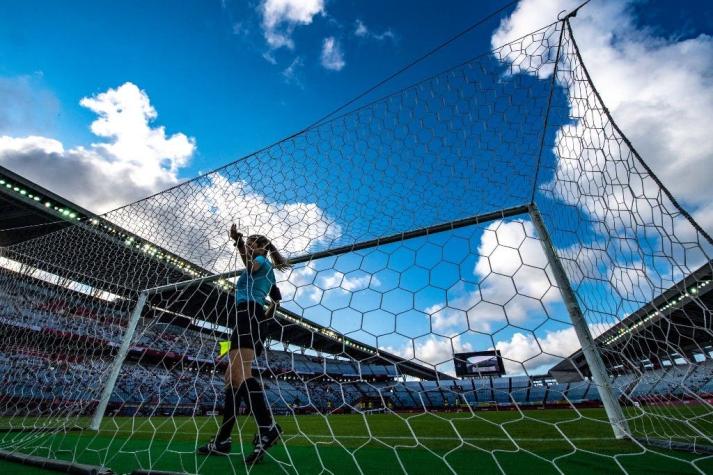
{"left": 1, "top": 408, "right": 712, "bottom": 474}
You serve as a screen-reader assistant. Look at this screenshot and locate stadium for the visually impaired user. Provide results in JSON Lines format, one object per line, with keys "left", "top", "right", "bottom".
{"left": 1, "top": 2, "right": 713, "bottom": 475}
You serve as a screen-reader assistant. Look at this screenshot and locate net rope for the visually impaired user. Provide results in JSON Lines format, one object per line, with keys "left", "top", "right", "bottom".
{"left": 0, "top": 16, "right": 712, "bottom": 475}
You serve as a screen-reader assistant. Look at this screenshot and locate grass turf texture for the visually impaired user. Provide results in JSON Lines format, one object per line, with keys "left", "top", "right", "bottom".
{"left": 1, "top": 408, "right": 712, "bottom": 474}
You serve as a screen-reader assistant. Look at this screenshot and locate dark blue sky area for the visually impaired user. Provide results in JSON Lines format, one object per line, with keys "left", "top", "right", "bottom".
{"left": 0, "top": 0, "right": 709, "bottom": 180}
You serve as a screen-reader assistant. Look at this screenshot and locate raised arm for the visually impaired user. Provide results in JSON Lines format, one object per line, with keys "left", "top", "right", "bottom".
{"left": 230, "top": 223, "right": 252, "bottom": 269}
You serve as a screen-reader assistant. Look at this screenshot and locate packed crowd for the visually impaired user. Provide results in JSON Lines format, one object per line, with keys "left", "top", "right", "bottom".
{"left": 3, "top": 278, "right": 713, "bottom": 419}
{"left": 0, "top": 280, "right": 397, "bottom": 376}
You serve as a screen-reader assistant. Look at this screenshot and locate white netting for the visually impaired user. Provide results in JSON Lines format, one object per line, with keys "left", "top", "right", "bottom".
{"left": 0, "top": 17, "right": 712, "bottom": 475}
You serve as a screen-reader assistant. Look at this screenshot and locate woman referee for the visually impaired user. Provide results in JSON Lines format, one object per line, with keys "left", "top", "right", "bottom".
{"left": 198, "top": 224, "right": 289, "bottom": 465}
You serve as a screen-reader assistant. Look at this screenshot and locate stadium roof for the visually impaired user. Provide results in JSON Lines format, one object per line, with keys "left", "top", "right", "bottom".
{"left": 0, "top": 164, "right": 216, "bottom": 284}
{"left": 0, "top": 166, "right": 451, "bottom": 380}
{"left": 550, "top": 261, "right": 713, "bottom": 382}
{"left": 0, "top": 164, "right": 89, "bottom": 246}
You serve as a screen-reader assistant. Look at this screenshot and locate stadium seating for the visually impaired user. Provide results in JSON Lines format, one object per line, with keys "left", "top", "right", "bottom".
{"left": 4, "top": 277, "right": 713, "bottom": 417}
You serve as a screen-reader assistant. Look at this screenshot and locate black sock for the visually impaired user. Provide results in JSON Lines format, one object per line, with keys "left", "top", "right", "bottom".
{"left": 239, "top": 381, "right": 251, "bottom": 414}
{"left": 216, "top": 384, "right": 242, "bottom": 442}
{"left": 244, "top": 377, "right": 273, "bottom": 431}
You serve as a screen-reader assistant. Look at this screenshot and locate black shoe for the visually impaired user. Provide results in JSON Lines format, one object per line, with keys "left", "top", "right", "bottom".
{"left": 250, "top": 422, "right": 282, "bottom": 447}
{"left": 197, "top": 437, "right": 232, "bottom": 456}
{"left": 245, "top": 425, "right": 282, "bottom": 466}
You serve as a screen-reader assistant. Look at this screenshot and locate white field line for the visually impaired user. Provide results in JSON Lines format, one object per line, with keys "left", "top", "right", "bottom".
{"left": 31, "top": 430, "right": 617, "bottom": 442}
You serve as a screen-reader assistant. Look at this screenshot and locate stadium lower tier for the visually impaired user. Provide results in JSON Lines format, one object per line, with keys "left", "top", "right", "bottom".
{"left": 3, "top": 281, "right": 713, "bottom": 420}
{"left": 3, "top": 349, "right": 713, "bottom": 418}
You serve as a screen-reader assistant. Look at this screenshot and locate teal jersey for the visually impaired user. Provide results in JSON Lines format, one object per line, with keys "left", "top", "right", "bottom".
{"left": 235, "top": 255, "right": 275, "bottom": 305}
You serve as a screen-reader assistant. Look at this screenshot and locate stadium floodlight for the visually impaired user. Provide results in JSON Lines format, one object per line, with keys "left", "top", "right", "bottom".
{"left": 1, "top": 6, "right": 712, "bottom": 475}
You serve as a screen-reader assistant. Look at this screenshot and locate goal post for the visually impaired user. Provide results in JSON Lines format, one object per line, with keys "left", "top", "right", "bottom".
{"left": 87, "top": 203, "right": 633, "bottom": 441}
{"left": 86, "top": 205, "right": 535, "bottom": 431}
{"left": 529, "top": 203, "right": 629, "bottom": 439}
{"left": 89, "top": 291, "right": 148, "bottom": 431}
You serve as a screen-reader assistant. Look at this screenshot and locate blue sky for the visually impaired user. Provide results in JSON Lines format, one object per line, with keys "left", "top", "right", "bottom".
{"left": 1, "top": 0, "right": 713, "bottom": 376}
{"left": 0, "top": 0, "right": 707, "bottom": 181}
{"left": 0, "top": 0, "right": 516, "bottom": 177}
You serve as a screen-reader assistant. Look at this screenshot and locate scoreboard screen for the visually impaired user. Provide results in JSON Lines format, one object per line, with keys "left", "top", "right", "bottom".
{"left": 454, "top": 350, "right": 505, "bottom": 377}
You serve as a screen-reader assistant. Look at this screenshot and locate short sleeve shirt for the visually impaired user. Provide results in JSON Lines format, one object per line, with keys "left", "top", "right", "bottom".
{"left": 235, "top": 255, "right": 275, "bottom": 305}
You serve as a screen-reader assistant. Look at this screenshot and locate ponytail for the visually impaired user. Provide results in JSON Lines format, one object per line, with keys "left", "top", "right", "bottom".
{"left": 248, "top": 235, "right": 291, "bottom": 271}
{"left": 267, "top": 242, "right": 290, "bottom": 271}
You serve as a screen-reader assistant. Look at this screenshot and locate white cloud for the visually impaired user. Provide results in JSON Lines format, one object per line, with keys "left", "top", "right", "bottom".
{"left": 693, "top": 206, "right": 713, "bottom": 238}
{"left": 476, "top": 220, "right": 549, "bottom": 276}
{"left": 424, "top": 220, "right": 559, "bottom": 336}
{"left": 354, "top": 19, "right": 395, "bottom": 41}
{"left": 262, "top": 51, "right": 278, "bottom": 65}
{"left": 384, "top": 334, "right": 474, "bottom": 369}
{"left": 106, "top": 174, "right": 343, "bottom": 273}
{"left": 0, "top": 82, "right": 195, "bottom": 213}
{"left": 232, "top": 21, "right": 249, "bottom": 36}
{"left": 281, "top": 56, "right": 304, "bottom": 85}
{"left": 0, "top": 135, "right": 64, "bottom": 155}
{"left": 608, "top": 261, "right": 655, "bottom": 302}
{"left": 276, "top": 263, "right": 317, "bottom": 304}
{"left": 315, "top": 270, "right": 379, "bottom": 292}
{"left": 294, "top": 285, "right": 323, "bottom": 306}
{"left": 320, "top": 37, "right": 345, "bottom": 71}
{"left": 492, "top": 0, "right": 713, "bottom": 239}
{"left": 355, "top": 19, "right": 368, "bottom": 37}
{"left": 277, "top": 265, "right": 382, "bottom": 313}
{"left": 259, "top": 0, "right": 325, "bottom": 50}
{"left": 0, "top": 82, "right": 342, "bottom": 275}
{"left": 427, "top": 294, "right": 511, "bottom": 336}
{"left": 495, "top": 323, "right": 612, "bottom": 375}
{"left": 476, "top": 222, "right": 558, "bottom": 322}
{"left": 80, "top": 82, "right": 194, "bottom": 178}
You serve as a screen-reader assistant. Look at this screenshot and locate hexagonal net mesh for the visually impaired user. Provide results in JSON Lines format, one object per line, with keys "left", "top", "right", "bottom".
{"left": 1, "top": 17, "right": 712, "bottom": 475}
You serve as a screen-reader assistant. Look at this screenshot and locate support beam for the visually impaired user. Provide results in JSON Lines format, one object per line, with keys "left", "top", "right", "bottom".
{"left": 145, "top": 204, "right": 530, "bottom": 295}
{"left": 529, "top": 204, "right": 629, "bottom": 439}
{"left": 290, "top": 205, "right": 530, "bottom": 265}
{"left": 89, "top": 291, "right": 148, "bottom": 431}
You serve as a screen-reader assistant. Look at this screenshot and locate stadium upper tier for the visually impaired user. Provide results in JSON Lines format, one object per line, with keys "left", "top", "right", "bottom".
{"left": 551, "top": 261, "right": 713, "bottom": 382}
{"left": 0, "top": 165, "right": 93, "bottom": 246}
{"left": 0, "top": 167, "right": 448, "bottom": 380}
{"left": 0, "top": 164, "right": 212, "bottom": 283}
{"left": 0, "top": 269, "right": 447, "bottom": 381}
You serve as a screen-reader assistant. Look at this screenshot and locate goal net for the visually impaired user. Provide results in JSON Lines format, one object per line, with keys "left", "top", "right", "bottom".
{"left": 0, "top": 15, "right": 711, "bottom": 475}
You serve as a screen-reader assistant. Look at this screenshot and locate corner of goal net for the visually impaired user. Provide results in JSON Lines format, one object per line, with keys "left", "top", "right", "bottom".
{"left": 0, "top": 448, "right": 113, "bottom": 475}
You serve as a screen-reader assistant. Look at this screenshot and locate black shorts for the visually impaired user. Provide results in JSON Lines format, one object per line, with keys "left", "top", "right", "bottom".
{"left": 229, "top": 301, "right": 266, "bottom": 356}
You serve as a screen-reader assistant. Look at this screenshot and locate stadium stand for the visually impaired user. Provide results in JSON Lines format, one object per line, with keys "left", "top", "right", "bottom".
{"left": 5, "top": 269, "right": 713, "bottom": 419}
{"left": 4, "top": 164, "right": 711, "bottom": 421}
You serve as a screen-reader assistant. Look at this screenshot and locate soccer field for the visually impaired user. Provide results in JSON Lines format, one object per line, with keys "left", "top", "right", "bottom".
{"left": 2, "top": 0, "right": 713, "bottom": 473}
{"left": 1, "top": 408, "right": 711, "bottom": 474}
